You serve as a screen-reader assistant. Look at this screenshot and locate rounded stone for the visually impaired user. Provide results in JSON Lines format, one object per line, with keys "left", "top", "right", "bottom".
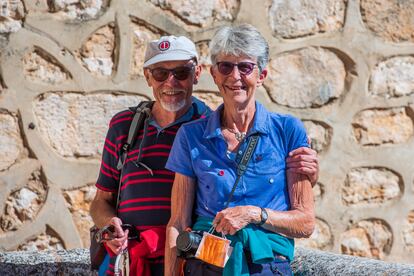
{"left": 33, "top": 92, "right": 147, "bottom": 158}
{"left": 130, "top": 21, "right": 161, "bottom": 78}
{"left": 23, "top": 50, "right": 71, "bottom": 84}
{"left": 296, "top": 218, "right": 332, "bottom": 250}
{"left": 268, "top": 0, "right": 346, "bottom": 39}
{"left": 369, "top": 56, "right": 414, "bottom": 98}
{"left": 342, "top": 167, "right": 401, "bottom": 206}
{"left": 303, "top": 120, "right": 332, "bottom": 153}
{"left": 0, "top": 0, "right": 24, "bottom": 34}
{"left": 340, "top": 219, "right": 393, "bottom": 260}
{"left": 18, "top": 228, "right": 64, "bottom": 251}
{"left": 403, "top": 210, "right": 414, "bottom": 253}
{"left": 361, "top": 0, "right": 414, "bottom": 43}
{"left": 0, "top": 112, "right": 24, "bottom": 171}
{"left": 265, "top": 47, "right": 346, "bottom": 108}
{"left": 149, "top": 0, "right": 240, "bottom": 26}
{"left": 0, "top": 170, "right": 47, "bottom": 232}
{"left": 63, "top": 185, "right": 96, "bottom": 247}
{"left": 192, "top": 91, "right": 222, "bottom": 110}
{"left": 79, "top": 25, "right": 115, "bottom": 77}
{"left": 47, "top": 0, "right": 109, "bottom": 21}
{"left": 352, "top": 107, "right": 414, "bottom": 146}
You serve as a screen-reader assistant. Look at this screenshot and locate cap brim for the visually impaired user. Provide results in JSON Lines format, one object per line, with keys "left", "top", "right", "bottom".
{"left": 143, "top": 52, "right": 197, "bottom": 68}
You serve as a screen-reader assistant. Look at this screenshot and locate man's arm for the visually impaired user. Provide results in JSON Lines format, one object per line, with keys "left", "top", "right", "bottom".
{"left": 90, "top": 190, "right": 128, "bottom": 255}
{"left": 214, "top": 172, "right": 315, "bottom": 238}
{"left": 165, "top": 173, "right": 196, "bottom": 276}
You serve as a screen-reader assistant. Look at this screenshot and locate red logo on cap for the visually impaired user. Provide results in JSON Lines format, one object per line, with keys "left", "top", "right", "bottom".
{"left": 158, "top": 41, "right": 170, "bottom": 51}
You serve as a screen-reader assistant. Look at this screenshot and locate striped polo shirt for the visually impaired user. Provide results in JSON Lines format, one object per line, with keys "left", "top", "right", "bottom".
{"left": 96, "top": 97, "right": 210, "bottom": 229}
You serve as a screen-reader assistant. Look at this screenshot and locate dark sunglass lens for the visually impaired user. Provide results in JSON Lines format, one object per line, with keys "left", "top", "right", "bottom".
{"left": 173, "top": 67, "right": 191, "bottom": 80}
{"left": 152, "top": 68, "right": 169, "bottom": 81}
{"left": 238, "top": 62, "right": 254, "bottom": 74}
{"left": 218, "top": 62, "right": 234, "bottom": 75}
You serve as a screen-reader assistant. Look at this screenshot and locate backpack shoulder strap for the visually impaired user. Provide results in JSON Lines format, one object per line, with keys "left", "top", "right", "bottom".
{"left": 116, "top": 101, "right": 153, "bottom": 170}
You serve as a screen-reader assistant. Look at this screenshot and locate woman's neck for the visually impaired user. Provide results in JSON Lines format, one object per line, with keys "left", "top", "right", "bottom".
{"left": 221, "top": 102, "right": 256, "bottom": 133}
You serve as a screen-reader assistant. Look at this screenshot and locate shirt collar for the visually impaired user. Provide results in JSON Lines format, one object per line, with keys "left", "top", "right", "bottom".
{"left": 203, "top": 101, "right": 270, "bottom": 139}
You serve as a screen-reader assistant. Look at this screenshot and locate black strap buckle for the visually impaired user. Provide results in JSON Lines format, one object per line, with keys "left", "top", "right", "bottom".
{"left": 95, "top": 224, "right": 140, "bottom": 243}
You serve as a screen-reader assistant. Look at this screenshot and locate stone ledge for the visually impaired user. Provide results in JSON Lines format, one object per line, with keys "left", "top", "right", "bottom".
{"left": 1, "top": 247, "right": 413, "bottom": 275}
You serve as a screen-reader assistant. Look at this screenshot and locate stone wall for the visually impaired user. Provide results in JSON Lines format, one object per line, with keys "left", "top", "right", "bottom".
{"left": 2, "top": 248, "right": 414, "bottom": 276}
{"left": 0, "top": 0, "right": 413, "bottom": 264}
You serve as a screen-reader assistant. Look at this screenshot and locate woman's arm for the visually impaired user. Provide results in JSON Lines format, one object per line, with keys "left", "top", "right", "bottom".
{"left": 214, "top": 172, "right": 315, "bottom": 238}
{"left": 262, "top": 171, "right": 315, "bottom": 238}
{"left": 165, "top": 173, "right": 196, "bottom": 276}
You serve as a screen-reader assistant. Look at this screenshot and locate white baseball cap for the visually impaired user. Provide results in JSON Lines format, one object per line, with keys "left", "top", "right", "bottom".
{"left": 143, "top": 35, "right": 198, "bottom": 68}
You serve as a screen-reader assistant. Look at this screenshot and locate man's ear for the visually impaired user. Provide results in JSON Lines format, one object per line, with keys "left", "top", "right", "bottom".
{"left": 193, "top": 65, "right": 202, "bottom": 85}
{"left": 143, "top": 69, "right": 152, "bottom": 87}
{"left": 256, "top": 68, "right": 268, "bottom": 87}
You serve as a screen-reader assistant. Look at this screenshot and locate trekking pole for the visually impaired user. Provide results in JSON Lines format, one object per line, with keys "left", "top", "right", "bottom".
{"left": 114, "top": 248, "right": 130, "bottom": 276}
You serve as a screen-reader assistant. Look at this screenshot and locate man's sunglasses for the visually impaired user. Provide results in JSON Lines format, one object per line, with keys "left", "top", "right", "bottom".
{"left": 149, "top": 66, "right": 194, "bottom": 82}
{"left": 216, "top": 61, "right": 256, "bottom": 76}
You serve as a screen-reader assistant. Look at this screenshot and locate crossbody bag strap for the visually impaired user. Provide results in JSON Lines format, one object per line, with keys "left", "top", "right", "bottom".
{"left": 224, "top": 134, "right": 259, "bottom": 208}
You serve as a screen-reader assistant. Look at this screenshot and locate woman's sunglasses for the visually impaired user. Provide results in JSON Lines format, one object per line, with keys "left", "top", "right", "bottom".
{"left": 216, "top": 61, "right": 256, "bottom": 76}
{"left": 149, "top": 65, "right": 194, "bottom": 82}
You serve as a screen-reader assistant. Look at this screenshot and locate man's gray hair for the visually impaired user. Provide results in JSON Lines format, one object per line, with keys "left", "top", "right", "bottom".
{"left": 209, "top": 24, "right": 269, "bottom": 72}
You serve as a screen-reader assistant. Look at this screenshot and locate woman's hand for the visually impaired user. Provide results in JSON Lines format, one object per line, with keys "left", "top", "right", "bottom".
{"left": 104, "top": 217, "right": 129, "bottom": 255}
{"left": 213, "top": 205, "right": 261, "bottom": 235}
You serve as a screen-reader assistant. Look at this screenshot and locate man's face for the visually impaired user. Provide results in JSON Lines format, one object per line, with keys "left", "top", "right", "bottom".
{"left": 144, "top": 60, "right": 201, "bottom": 113}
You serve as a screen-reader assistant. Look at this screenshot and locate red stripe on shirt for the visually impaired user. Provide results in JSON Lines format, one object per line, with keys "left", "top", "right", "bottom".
{"left": 110, "top": 117, "right": 132, "bottom": 127}
{"left": 122, "top": 178, "right": 173, "bottom": 190}
{"left": 138, "top": 126, "right": 156, "bottom": 133}
{"left": 102, "top": 160, "right": 119, "bottom": 174}
{"left": 112, "top": 110, "right": 132, "bottom": 120}
{"left": 119, "top": 197, "right": 171, "bottom": 207}
{"left": 122, "top": 169, "right": 174, "bottom": 182}
{"left": 164, "top": 130, "right": 177, "bottom": 135}
{"left": 105, "top": 138, "right": 117, "bottom": 149}
{"left": 104, "top": 145, "right": 118, "bottom": 158}
{"left": 127, "top": 144, "right": 172, "bottom": 156}
{"left": 116, "top": 134, "right": 127, "bottom": 141}
{"left": 100, "top": 168, "right": 119, "bottom": 180}
{"left": 137, "top": 130, "right": 158, "bottom": 139}
{"left": 118, "top": 205, "right": 171, "bottom": 212}
{"left": 96, "top": 183, "right": 117, "bottom": 192}
{"left": 125, "top": 152, "right": 169, "bottom": 164}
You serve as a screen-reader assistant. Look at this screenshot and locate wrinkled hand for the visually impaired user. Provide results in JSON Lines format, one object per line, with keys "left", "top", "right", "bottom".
{"left": 104, "top": 217, "right": 129, "bottom": 255}
{"left": 286, "top": 144, "right": 319, "bottom": 186}
{"left": 213, "top": 206, "right": 259, "bottom": 235}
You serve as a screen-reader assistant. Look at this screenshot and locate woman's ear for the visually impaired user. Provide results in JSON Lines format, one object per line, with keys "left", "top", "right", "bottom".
{"left": 256, "top": 68, "right": 268, "bottom": 87}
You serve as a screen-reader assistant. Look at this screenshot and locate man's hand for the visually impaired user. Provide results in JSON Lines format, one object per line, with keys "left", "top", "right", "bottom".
{"left": 213, "top": 206, "right": 260, "bottom": 235}
{"left": 104, "top": 217, "right": 129, "bottom": 255}
{"left": 286, "top": 146, "right": 319, "bottom": 186}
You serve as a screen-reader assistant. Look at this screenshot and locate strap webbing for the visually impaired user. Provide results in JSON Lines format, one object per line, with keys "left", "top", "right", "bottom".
{"left": 224, "top": 135, "right": 259, "bottom": 208}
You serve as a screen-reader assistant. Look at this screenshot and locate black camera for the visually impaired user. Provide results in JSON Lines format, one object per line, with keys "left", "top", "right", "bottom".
{"left": 176, "top": 230, "right": 204, "bottom": 258}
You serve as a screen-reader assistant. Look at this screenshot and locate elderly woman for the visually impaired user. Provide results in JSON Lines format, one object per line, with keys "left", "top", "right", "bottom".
{"left": 165, "top": 24, "right": 315, "bottom": 276}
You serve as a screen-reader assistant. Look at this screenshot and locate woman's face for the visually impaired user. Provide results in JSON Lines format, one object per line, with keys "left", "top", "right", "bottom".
{"left": 210, "top": 53, "right": 267, "bottom": 108}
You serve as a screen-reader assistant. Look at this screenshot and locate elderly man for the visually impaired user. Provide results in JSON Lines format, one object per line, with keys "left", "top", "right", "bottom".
{"left": 90, "top": 35, "right": 318, "bottom": 276}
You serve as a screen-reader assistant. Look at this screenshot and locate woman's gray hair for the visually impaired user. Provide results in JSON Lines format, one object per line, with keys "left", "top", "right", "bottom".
{"left": 209, "top": 24, "right": 269, "bottom": 72}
